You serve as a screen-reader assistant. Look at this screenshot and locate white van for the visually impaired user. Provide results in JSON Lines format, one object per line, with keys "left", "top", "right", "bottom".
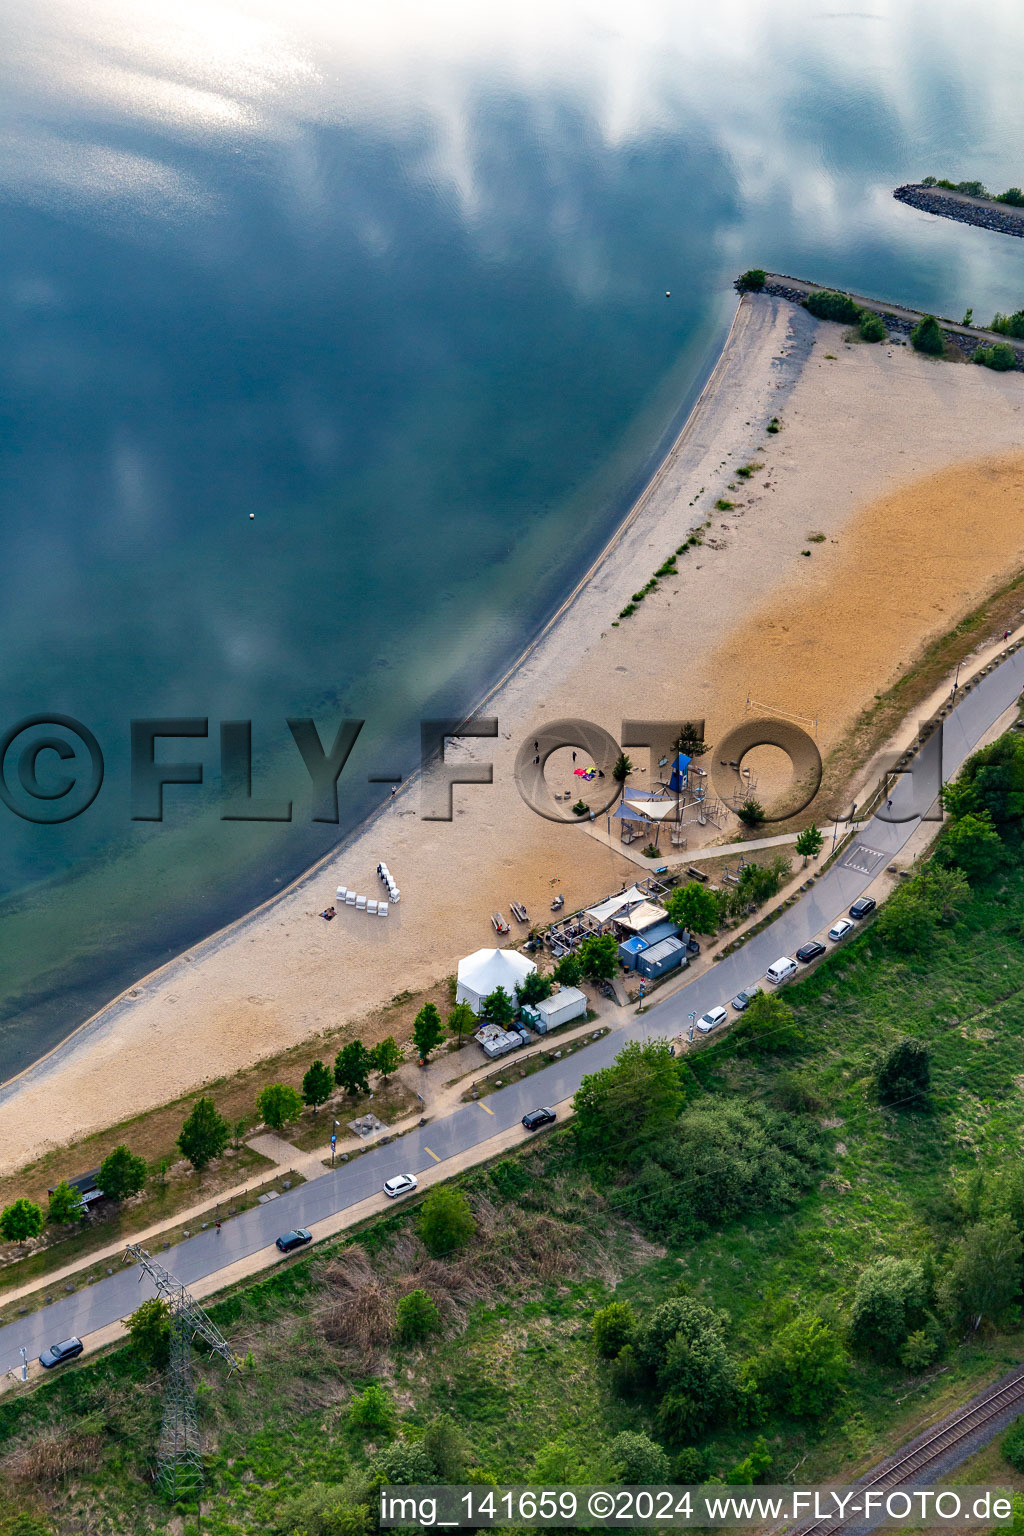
{"left": 766, "top": 956, "right": 798, "bottom": 986}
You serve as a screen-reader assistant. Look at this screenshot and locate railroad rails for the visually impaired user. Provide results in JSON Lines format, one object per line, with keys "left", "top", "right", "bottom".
{"left": 784, "top": 1361, "right": 1024, "bottom": 1536}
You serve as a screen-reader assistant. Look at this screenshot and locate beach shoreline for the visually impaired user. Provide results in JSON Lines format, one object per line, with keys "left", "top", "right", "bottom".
{"left": 5, "top": 293, "right": 1024, "bottom": 1173}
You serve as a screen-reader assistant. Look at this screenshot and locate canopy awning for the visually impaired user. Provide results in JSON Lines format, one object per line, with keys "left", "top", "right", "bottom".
{"left": 618, "top": 900, "right": 669, "bottom": 933}
{"left": 584, "top": 884, "right": 648, "bottom": 924}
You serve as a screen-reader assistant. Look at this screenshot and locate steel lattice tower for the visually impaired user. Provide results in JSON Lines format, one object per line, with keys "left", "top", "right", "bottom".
{"left": 125, "top": 1244, "right": 238, "bottom": 1500}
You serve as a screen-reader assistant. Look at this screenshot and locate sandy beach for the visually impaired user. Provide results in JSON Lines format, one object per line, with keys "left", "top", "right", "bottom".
{"left": 4, "top": 293, "right": 1024, "bottom": 1173}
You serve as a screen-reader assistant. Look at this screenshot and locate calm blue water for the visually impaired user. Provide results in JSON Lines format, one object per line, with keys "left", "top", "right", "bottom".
{"left": 3, "top": 0, "right": 1024, "bottom": 1078}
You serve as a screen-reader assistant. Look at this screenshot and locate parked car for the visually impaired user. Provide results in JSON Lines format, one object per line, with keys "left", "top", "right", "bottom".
{"left": 766, "top": 956, "right": 798, "bottom": 985}
{"left": 275, "top": 1228, "right": 312, "bottom": 1254}
{"left": 40, "top": 1337, "right": 83, "bottom": 1369}
{"left": 731, "top": 988, "right": 761, "bottom": 1012}
{"left": 828, "top": 917, "right": 854, "bottom": 942}
{"left": 849, "top": 896, "right": 877, "bottom": 919}
{"left": 697, "top": 1005, "right": 728, "bottom": 1034}
{"left": 383, "top": 1174, "right": 418, "bottom": 1199}
{"left": 522, "top": 1107, "right": 557, "bottom": 1131}
{"left": 796, "top": 940, "right": 826, "bottom": 963}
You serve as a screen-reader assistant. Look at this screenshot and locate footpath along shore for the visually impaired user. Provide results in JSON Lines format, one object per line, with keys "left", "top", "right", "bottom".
{"left": 6, "top": 292, "right": 1024, "bottom": 1173}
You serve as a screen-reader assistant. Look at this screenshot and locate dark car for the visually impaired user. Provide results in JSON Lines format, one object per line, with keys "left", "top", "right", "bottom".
{"left": 796, "top": 940, "right": 826, "bottom": 964}
{"left": 731, "top": 988, "right": 761, "bottom": 1012}
{"left": 275, "top": 1228, "right": 313, "bottom": 1254}
{"left": 39, "top": 1337, "right": 83, "bottom": 1369}
{"left": 849, "top": 896, "right": 877, "bottom": 919}
{"left": 522, "top": 1107, "right": 557, "bottom": 1131}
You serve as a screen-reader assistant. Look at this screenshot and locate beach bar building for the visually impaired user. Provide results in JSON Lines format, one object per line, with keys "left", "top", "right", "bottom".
{"left": 456, "top": 947, "right": 537, "bottom": 1015}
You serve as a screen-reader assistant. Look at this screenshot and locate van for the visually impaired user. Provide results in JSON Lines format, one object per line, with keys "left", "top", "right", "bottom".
{"left": 766, "top": 956, "right": 797, "bottom": 986}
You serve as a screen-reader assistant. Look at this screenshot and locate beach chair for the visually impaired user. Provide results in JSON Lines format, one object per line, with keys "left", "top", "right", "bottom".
{"left": 367, "top": 899, "right": 378, "bottom": 915}
{"left": 345, "top": 891, "right": 357, "bottom": 906}
{"left": 337, "top": 886, "right": 348, "bottom": 901}
{"left": 378, "top": 902, "right": 389, "bottom": 917}
{"left": 356, "top": 895, "right": 367, "bottom": 910}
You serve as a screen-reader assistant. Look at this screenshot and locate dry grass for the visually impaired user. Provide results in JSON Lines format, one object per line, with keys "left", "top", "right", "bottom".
{"left": 2, "top": 1424, "right": 104, "bottom": 1483}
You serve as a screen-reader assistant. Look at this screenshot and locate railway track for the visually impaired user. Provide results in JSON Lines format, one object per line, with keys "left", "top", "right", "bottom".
{"left": 786, "top": 1361, "right": 1024, "bottom": 1536}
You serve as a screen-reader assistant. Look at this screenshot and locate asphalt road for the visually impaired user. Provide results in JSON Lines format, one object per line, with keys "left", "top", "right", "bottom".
{"left": 3, "top": 645, "right": 1023, "bottom": 1376}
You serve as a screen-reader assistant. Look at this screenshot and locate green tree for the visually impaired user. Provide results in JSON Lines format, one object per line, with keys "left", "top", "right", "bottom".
{"left": 334, "top": 1040, "right": 373, "bottom": 1096}
{"left": 736, "top": 798, "right": 766, "bottom": 827}
{"left": 937, "top": 810, "right": 1003, "bottom": 880}
{"left": 177, "top": 1096, "right": 230, "bottom": 1175}
{"left": 481, "top": 986, "right": 516, "bottom": 1027}
{"left": 412, "top": 1003, "right": 446, "bottom": 1063}
{"left": 348, "top": 1382, "right": 396, "bottom": 1436}
{"left": 370, "top": 1036, "right": 403, "bottom": 1083}
{"left": 911, "top": 314, "right": 945, "bottom": 355}
{"left": 257, "top": 1082, "right": 304, "bottom": 1131}
{"left": 422, "top": 1415, "right": 470, "bottom": 1482}
{"left": 1002, "top": 1417, "right": 1024, "bottom": 1473}
{"left": 97, "top": 1143, "right": 147, "bottom": 1201}
{"left": 875, "top": 886, "right": 938, "bottom": 952}
{"left": 610, "top": 1431, "right": 670, "bottom": 1483}
{"left": 939, "top": 1218, "right": 1023, "bottom": 1330}
{"left": 991, "top": 308, "right": 1024, "bottom": 338}
{"left": 859, "top": 311, "right": 887, "bottom": 343}
{"left": 973, "top": 342, "right": 1017, "bottom": 371}
{"left": 302, "top": 1059, "right": 334, "bottom": 1114}
{"left": 877, "top": 1038, "right": 931, "bottom": 1108}
{"left": 0, "top": 1198, "right": 44, "bottom": 1246}
{"left": 446, "top": 1002, "right": 476, "bottom": 1048}
{"left": 666, "top": 882, "right": 720, "bottom": 935}
{"left": 795, "top": 825, "right": 824, "bottom": 863}
{"left": 673, "top": 722, "right": 709, "bottom": 758}
{"left": 943, "top": 734, "right": 1024, "bottom": 829}
{"left": 592, "top": 1300, "right": 636, "bottom": 1358}
{"left": 917, "top": 863, "right": 971, "bottom": 922}
{"left": 574, "top": 1040, "right": 684, "bottom": 1167}
{"left": 736, "top": 990, "right": 803, "bottom": 1055}
{"left": 46, "top": 1180, "right": 84, "bottom": 1225}
{"left": 850, "top": 1257, "right": 929, "bottom": 1355}
{"left": 419, "top": 1186, "right": 476, "bottom": 1257}
{"left": 577, "top": 932, "right": 619, "bottom": 981}
{"left": 632, "top": 1297, "right": 737, "bottom": 1439}
{"left": 734, "top": 269, "right": 766, "bottom": 294}
{"left": 804, "top": 289, "right": 862, "bottom": 323}
{"left": 396, "top": 1288, "right": 441, "bottom": 1343}
{"left": 900, "top": 1328, "right": 940, "bottom": 1372}
{"left": 612, "top": 752, "right": 633, "bottom": 785}
{"left": 750, "top": 1313, "right": 848, "bottom": 1418}
{"left": 552, "top": 953, "right": 584, "bottom": 987}
{"left": 126, "top": 1297, "right": 171, "bottom": 1368}
{"left": 515, "top": 970, "right": 552, "bottom": 1006}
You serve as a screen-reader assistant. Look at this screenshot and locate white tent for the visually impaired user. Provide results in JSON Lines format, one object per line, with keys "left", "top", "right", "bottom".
{"left": 584, "top": 884, "right": 648, "bottom": 926}
{"left": 618, "top": 901, "right": 670, "bottom": 933}
{"left": 624, "top": 797, "right": 677, "bottom": 822}
{"left": 456, "top": 947, "right": 538, "bottom": 1015}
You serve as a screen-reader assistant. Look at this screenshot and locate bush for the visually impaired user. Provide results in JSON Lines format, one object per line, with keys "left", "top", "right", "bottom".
{"left": 735, "top": 991, "right": 803, "bottom": 1055}
{"left": 850, "top": 1257, "right": 929, "bottom": 1355}
{"left": 572, "top": 799, "right": 589, "bottom": 817}
{"left": 910, "top": 315, "right": 945, "bottom": 355}
{"left": 592, "top": 1300, "right": 636, "bottom": 1358}
{"left": 396, "top": 1289, "right": 440, "bottom": 1343}
{"left": 419, "top": 1186, "right": 476, "bottom": 1257}
{"left": 735, "top": 269, "right": 766, "bottom": 293}
{"left": 938, "top": 1218, "right": 1023, "bottom": 1330}
{"left": 47, "top": 1180, "right": 85, "bottom": 1225}
{"left": 348, "top": 1382, "right": 395, "bottom": 1436}
{"left": 936, "top": 810, "right": 1003, "bottom": 879}
{"left": 804, "top": 289, "right": 862, "bottom": 323}
{"left": 574, "top": 1040, "right": 684, "bottom": 1168}
{"left": 126, "top": 1298, "right": 171, "bottom": 1369}
{"left": 992, "top": 309, "right": 1024, "bottom": 338}
{"left": 273, "top": 1485, "right": 370, "bottom": 1536}
{"left": 736, "top": 798, "right": 766, "bottom": 827}
{"left": 748, "top": 1313, "right": 848, "bottom": 1419}
{"left": 876, "top": 1038, "right": 931, "bottom": 1108}
{"left": 997, "top": 188, "right": 1024, "bottom": 207}
{"left": 633, "top": 1297, "right": 737, "bottom": 1439}
{"left": 973, "top": 343, "right": 1017, "bottom": 371}
{"left": 610, "top": 1431, "right": 670, "bottom": 1482}
{"left": 900, "top": 1327, "right": 941, "bottom": 1372}
{"left": 858, "top": 311, "right": 887, "bottom": 342}
{"left": 1003, "top": 1417, "right": 1024, "bottom": 1473}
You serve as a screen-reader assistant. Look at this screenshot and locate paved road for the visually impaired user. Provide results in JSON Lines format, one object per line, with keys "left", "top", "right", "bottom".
{"left": 3, "top": 646, "right": 1023, "bottom": 1376}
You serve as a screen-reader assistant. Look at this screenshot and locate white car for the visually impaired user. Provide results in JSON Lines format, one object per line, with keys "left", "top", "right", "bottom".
{"left": 383, "top": 1173, "right": 418, "bottom": 1199}
{"left": 697, "top": 1005, "right": 728, "bottom": 1034}
{"left": 828, "top": 917, "right": 854, "bottom": 942}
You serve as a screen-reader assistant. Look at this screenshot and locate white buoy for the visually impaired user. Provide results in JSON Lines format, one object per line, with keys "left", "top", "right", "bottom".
{"left": 665, "top": 291, "right": 671, "bottom": 297}
{"left": 249, "top": 513, "right": 255, "bottom": 519}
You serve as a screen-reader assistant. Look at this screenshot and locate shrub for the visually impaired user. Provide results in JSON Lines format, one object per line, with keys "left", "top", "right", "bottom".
{"left": 126, "top": 1298, "right": 171, "bottom": 1369}
{"left": 613, "top": 752, "right": 633, "bottom": 784}
{"left": 859, "top": 311, "right": 887, "bottom": 342}
{"left": 910, "top": 315, "right": 945, "bottom": 355}
{"left": 735, "top": 990, "right": 803, "bottom": 1055}
{"left": 973, "top": 343, "right": 1017, "bottom": 371}
{"left": 610, "top": 1431, "right": 670, "bottom": 1482}
{"left": 574, "top": 1040, "right": 684, "bottom": 1168}
{"left": 734, "top": 268, "right": 766, "bottom": 293}
{"left": 1003, "top": 1417, "right": 1024, "bottom": 1473}
{"left": 850, "top": 1257, "right": 929, "bottom": 1355}
{"left": 938, "top": 1218, "right": 1023, "bottom": 1330}
{"left": 736, "top": 798, "right": 766, "bottom": 827}
{"left": 900, "top": 1327, "right": 941, "bottom": 1372}
{"left": 633, "top": 1297, "right": 738, "bottom": 1439}
{"left": 396, "top": 1289, "right": 440, "bottom": 1343}
{"left": 422, "top": 1415, "right": 470, "bottom": 1481}
{"left": 748, "top": 1314, "right": 848, "bottom": 1418}
{"left": 936, "top": 809, "right": 1003, "bottom": 879}
{"left": 572, "top": 799, "right": 589, "bottom": 817}
{"left": 766, "top": 416, "right": 781, "bottom": 433}
{"left": 273, "top": 1485, "right": 371, "bottom": 1536}
{"left": 727, "top": 1435, "right": 773, "bottom": 1484}
{"left": 876, "top": 1038, "right": 931, "bottom": 1108}
{"left": 592, "top": 1300, "right": 636, "bottom": 1358}
{"left": 997, "top": 188, "right": 1024, "bottom": 207}
{"left": 419, "top": 1186, "right": 476, "bottom": 1257}
{"left": 804, "top": 289, "right": 862, "bottom": 323}
{"left": 348, "top": 1382, "right": 395, "bottom": 1436}
{"left": 991, "top": 309, "right": 1024, "bottom": 338}
{"left": 715, "top": 497, "right": 734, "bottom": 511}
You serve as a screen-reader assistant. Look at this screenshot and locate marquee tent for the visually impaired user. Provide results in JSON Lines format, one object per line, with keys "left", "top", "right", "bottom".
{"left": 455, "top": 947, "right": 537, "bottom": 1015}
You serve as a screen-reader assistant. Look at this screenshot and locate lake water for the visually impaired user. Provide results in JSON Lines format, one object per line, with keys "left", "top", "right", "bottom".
{"left": 3, "top": 0, "right": 1024, "bottom": 1080}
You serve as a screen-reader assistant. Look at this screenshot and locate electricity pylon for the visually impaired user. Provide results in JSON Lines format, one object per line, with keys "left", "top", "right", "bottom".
{"left": 124, "top": 1244, "right": 238, "bottom": 1499}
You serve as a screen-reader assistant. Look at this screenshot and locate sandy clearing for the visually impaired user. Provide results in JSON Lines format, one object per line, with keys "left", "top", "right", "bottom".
{"left": 4, "top": 299, "right": 1024, "bottom": 1173}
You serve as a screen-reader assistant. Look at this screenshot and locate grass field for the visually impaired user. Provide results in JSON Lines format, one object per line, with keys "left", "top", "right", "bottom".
{"left": 6, "top": 845, "right": 1024, "bottom": 1533}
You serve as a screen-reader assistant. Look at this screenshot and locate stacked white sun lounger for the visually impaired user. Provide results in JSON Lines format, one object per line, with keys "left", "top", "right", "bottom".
{"left": 376, "top": 862, "right": 401, "bottom": 904}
